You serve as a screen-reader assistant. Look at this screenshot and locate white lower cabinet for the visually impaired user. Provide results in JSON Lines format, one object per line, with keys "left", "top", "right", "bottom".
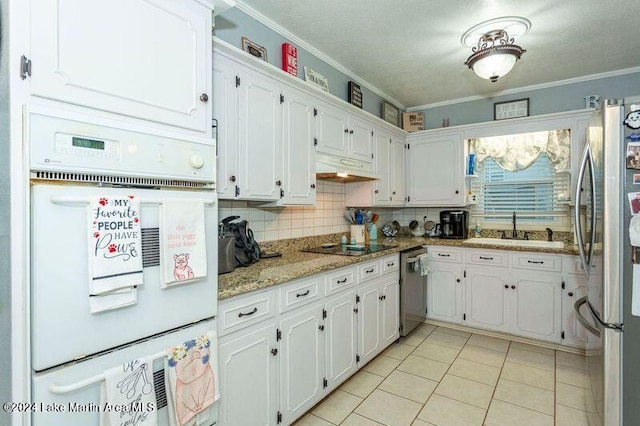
{"left": 218, "top": 322, "right": 279, "bottom": 426}
{"left": 427, "top": 261, "right": 463, "bottom": 324}
{"left": 510, "top": 271, "right": 562, "bottom": 342}
{"left": 217, "top": 253, "right": 400, "bottom": 425}
{"left": 279, "top": 302, "right": 325, "bottom": 425}
{"left": 465, "top": 265, "right": 509, "bottom": 332}
{"left": 324, "top": 290, "right": 358, "bottom": 391}
{"left": 426, "top": 246, "right": 583, "bottom": 347}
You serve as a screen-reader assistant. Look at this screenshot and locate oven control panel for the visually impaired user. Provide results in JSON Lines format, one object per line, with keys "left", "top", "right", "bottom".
{"left": 28, "top": 103, "right": 215, "bottom": 182}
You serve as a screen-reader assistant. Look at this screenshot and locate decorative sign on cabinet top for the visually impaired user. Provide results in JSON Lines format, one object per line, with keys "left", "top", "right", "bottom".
{"left": 304, "top": 66, "right": 329, "bottom": 92}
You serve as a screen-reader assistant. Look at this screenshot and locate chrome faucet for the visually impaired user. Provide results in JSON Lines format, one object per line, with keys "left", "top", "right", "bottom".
{"left": 512, "top": 211, "right": 517, "bottom": 239}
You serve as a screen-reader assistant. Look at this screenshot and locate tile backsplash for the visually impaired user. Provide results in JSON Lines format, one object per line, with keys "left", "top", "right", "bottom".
{"left": 218, "top": 181, "right": 445, "bottom": 243}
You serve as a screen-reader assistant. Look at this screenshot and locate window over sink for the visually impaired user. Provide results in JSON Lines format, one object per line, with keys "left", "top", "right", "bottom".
{"left": 467, "top": 129, "right": 571, "bottom": 229}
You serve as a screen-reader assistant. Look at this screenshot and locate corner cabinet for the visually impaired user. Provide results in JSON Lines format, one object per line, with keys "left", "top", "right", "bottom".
{"left": 29, "top": 0, "right": 213, "bottom": 133}
{"left": 213, "top": 51, "right": 316, "bottom": 204}
{"left": 345, "top": 129, "right": 406, "bottom": 207}
{"left": 406, "top": 131, "right": 465, "bottom": 206}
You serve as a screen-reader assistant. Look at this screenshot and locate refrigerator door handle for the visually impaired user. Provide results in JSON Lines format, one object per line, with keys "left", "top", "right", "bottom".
{"left": 574, "top": 296, "right": 601, "bottom": 337}
{"left": 586, "top": 146, "right": 596, "bottom": 269}
{"left": 574, "top": 143, "right": 591, "bottom": 277}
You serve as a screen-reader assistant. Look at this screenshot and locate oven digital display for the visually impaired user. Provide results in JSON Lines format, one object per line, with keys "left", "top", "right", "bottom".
{"left": 72, "top": 137, "right": 105, "bottom": 150}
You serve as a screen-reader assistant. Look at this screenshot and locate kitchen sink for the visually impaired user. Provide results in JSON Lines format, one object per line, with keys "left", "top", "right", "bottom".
{"left": 463, "top": 237, "right": 565, "bottom": 249}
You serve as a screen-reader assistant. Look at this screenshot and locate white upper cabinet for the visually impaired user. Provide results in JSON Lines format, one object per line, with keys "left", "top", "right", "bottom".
{"left": 213, "top": 55, "right": 239, "bottom": 198}
{"left": 316, "top": 101, "right": 349, "bottom": 157}
{"left": 237, "top": 67, "right": 283, "bottom": 201}
{"left": 407, "top": 131, "right": 464, "bottom": 206}
{"left": 316, "top": 101, "right": 373, "bottom": 162}
{"left": 29, "top": 0, "right": 212, "bottom": 133}
{"left": 281, "top": 87, "right": 316, "bottom": 205}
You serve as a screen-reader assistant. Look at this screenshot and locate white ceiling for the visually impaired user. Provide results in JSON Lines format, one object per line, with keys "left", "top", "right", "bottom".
{"left": 236, "top": 0, "right": 640, "bottom": 110}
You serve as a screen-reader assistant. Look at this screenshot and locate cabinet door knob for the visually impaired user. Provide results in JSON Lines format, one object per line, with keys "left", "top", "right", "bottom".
{"left": 456, "top": 278, "right": 461, "bottom": 283}
{"left": 504, "top": 285, "right": 509, "bottom": 289}
{"left": 455, "top": 190, "right": 460, "bottom": 194}
{"left": 354, "top": 308, "right": 359, "bottom": 314}
{"left": 568, "top": 292, "right": 574, "bottom": 297}
{"left": 379, "top": 295, "right": 384, "bottom": 301}
{"left": 276, "top": 180, "right": 282, "bottom": 186}
{"left": 200, "top": 93, "right": 209, "bottom": 103}
{"left": 311, "top": 183, "right": 316, "bottom": 189}
{"left": 392, "top": 191, "right": 396, "bottom": 195}
{"left": 344, "top": 128, "right": 349, "bottom": 133}
{"left": 271, "top": 348, "right": 278, "bottom": 356}
{"left": 319, "top": 325, "right": 325, "bottom": 331}
{"left": 349, "top": 129, "right": 354, "bottom": 134}
{"left": 374, "top": 189, "right": 379, "bottom": 194}
{"left": 229, "top": 175, "right": 236, "bottom": 182}
{"left": 511, "top": 285, "right": 516, "bottom": 289}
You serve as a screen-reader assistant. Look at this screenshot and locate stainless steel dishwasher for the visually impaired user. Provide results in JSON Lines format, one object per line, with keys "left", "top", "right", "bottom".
{"left": 400, "top": 247, "right": 428, "bottom": 336}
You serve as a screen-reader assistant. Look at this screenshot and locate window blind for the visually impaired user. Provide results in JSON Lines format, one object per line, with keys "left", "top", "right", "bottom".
{"left": 470, "top": 154, "right": 569, "bottom": 223}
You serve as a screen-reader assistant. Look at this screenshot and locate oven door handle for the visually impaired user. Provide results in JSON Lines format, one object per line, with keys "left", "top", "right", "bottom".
{"left": 50, "top": 196, "right": 217, "bottom": 206}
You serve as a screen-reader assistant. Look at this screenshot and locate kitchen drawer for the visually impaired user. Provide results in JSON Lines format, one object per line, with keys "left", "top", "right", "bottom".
{"left": 427, "top": 246, "right": 462, "bottom": 263}
{"left": 218, "top": 289, "right": 277, "bottom": 336}
{"left": 326, "top": 267, "right": 356, "bottom": 296}
{"left": 381, "top": 254, "right": 400, "bottom": 275}
{"left": 511, "top": 252, "right": 561, "bottom": 273}
{"left": 357, "top": 259, "right": 381, "bottom": 284}
{"left": 465, "top": 249, "right": 509, "bottom": 267}
{"left": 279, "top": 274, "right": 324, "bottom": 314}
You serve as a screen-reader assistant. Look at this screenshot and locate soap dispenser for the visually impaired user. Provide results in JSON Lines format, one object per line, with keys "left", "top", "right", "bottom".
{"left": 474, "top": 221, "right": 482, "bottom": 238}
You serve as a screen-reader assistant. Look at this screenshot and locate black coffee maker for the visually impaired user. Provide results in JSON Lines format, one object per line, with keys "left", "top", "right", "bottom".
{"left": 439, "top": 210, "right": 468, "bottom": 239}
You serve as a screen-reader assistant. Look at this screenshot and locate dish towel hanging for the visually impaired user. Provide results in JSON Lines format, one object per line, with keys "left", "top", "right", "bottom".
{"left": 412, "top": 253, "right": 430, "bottom": 276}
{"left": 630, "top": 216, "right": 640, "bottom": 316}
{"left": 165, "top": 332, "right": 220, "bottom": 426}
{"left": 100, "top": 356, "right": 157, "bottom": 426}
{"left": 161, "top": 199, "right": 207, "bottom": 288}
{"left": 88, "top": 195, "right": 143, "bottom": 313}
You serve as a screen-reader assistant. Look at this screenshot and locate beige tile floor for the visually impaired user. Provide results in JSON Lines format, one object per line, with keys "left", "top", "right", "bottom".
{"left": 294, "top": 324, "right": 599, "bottom": 426}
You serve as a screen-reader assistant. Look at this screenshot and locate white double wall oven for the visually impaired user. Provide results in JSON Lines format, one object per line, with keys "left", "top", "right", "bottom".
{"left": 27, "top": 101, "right": 219, "bottom": 426}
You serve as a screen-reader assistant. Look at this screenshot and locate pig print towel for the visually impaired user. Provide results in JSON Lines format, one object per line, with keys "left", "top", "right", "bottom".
{"left": 88, "top": 195, "right": 142, "bottom": 312}
{"left": 165, "top": 335, "right": 219, "bottom": 426}
{"left": 160, "top": 199, "right": 207, "bottom": 288}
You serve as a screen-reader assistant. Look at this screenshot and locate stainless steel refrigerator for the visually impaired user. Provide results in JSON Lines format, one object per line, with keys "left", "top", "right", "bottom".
{"left": 574, "top": 96, "right": 640, "bottom": 425}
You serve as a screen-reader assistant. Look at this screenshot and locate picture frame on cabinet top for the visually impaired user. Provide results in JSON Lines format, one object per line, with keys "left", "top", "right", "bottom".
{"left": 382, "top": 102, "right": 400, "bottom": 127}
{"left": 241, "top": 37, "right": 268, "bottom": 62}
{"left": 494, "top": 98, "right": 529, "bottom": 120}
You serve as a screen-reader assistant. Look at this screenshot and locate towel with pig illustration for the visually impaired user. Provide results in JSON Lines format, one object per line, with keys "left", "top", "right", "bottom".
{"left": 160, "top": 199, "right": 207, "bottom": 288}
{"left": 165, "top": 334, "right": 219, "bottom": 426}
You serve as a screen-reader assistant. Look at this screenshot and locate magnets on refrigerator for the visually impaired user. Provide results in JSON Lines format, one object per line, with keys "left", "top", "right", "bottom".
{"left": 625, "top": 105, "right": 640, "bottom": 129}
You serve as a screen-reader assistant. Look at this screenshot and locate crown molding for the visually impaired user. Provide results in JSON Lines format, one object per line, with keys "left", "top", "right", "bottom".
{"left": 234, "top": 1, "right": 406, "bottom": 110}
{"left": 407, "top": 66, "right": 640, "bottom": 111}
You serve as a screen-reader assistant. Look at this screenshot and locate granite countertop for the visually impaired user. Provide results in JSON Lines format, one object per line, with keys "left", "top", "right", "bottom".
{"left": 218, "top": 234, "right": 579, "bottom": 301}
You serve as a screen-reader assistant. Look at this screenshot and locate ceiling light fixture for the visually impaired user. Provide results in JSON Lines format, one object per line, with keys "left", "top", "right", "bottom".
{"left": 461, "top": 17, "right": 531, "bottom": 83}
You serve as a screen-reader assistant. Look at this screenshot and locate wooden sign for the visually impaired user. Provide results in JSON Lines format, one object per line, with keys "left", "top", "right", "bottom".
{"left": 348, "top": 81, "right": 363, "bottom": 109}
{"left": 304, "top": 66, "right": 329, "bottom": 92}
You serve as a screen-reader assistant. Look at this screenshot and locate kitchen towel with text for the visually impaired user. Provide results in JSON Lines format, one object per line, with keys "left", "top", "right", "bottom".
{"left": 160, "top": 199, "right": 207, "bottom": 288}
{"left": 88, "top": 195, "right": 142, "bottom": 313}
{"left": 100, "top": 356, "right": 157, "bottom": 426}
{"left": 165, "top": 333, "right": 219, "bottom": 426}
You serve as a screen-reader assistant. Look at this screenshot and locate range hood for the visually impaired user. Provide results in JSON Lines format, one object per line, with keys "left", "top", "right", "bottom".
{"left": 316, "top": 153, "right": 379, "bottom": 182}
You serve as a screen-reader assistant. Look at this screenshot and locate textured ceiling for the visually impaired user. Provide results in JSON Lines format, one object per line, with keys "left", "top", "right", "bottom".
{"left": 236, "top": 0, "right": 640, "bottom": 109}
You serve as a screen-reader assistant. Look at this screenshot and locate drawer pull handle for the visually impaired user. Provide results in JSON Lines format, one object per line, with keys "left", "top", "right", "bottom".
{"left": 296, "top": 289, "right": 310, "bottom": 298}
{"left": 527, "top": 260, "right": 544, "bottom": 264}
{"left": 387, "top": 262, "right": 395, "bottom": 267}
{"left": 365, "top": 268, "right": 374, "bottom": 274}
{"left": 437, "top": 254, "right": 451, "bottom": 257}
{"left": 238, "top": 307, "right": 258, "bottom": 317}
{"left": 511, "top": 285, "right": 516, "bottom": 289}
{"left": 479, "top": 256, "right": 494, "bottom": 260}
{"left": 337, "top": 278, "right": 347, "bottom": 284}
